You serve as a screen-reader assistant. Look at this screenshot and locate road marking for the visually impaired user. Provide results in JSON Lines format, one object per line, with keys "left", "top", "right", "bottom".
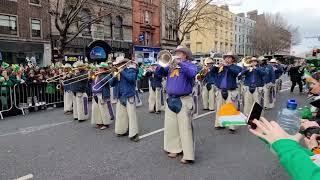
{"left": 0, "top": 121, "right": 72, "bottom": 137}
{"left": 280, "top": 88, "right": 290, "bottom": 92}
{"left": 139, "top": 111, "right": 215, "bottom": 140}
{"left": 15, "top": 174, "right": 33, "bottom": 180}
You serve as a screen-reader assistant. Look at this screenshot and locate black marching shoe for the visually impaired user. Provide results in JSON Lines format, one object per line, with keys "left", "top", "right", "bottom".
{"left": 229, "top": 129, "right": 236, "bottom": 134}
{"left": 130, "top": 134, "right": 140, "bottom": 142}
{"left": 78, "top": 119, "right": 86, "bottom": 123}
{"left": 116, "top": 131, "right": 129, "bottom": 137}
{"left": 215, "top": 127, "right": 226, "bottom": 130}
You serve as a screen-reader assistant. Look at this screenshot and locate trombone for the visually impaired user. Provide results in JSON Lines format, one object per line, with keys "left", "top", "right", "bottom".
{"left": 92, "top": 60, "right": 132, "bottom": 91}
{"left": 61, "top": 73, "right": 89, "bottom": 86}
{"left": 46, "top": 74, "right": 64, "bottom": 83}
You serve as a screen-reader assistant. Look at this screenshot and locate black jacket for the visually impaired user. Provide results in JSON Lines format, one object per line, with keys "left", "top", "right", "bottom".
{"left": 289, "top": 66, "right": 304, "bottom": 81}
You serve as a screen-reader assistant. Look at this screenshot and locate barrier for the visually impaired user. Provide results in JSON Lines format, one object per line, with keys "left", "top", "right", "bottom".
{"left": 14, "top": 82, "right": 63, "bottom": 115}
{"left": 0, "top": 85, "right": 14, "bottom": 119}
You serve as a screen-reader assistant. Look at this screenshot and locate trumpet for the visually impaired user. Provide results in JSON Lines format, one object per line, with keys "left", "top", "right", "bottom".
{"left": 196, "top": 67, "right": 210, "bottom": 81}
{"left": 156, "top": 50, "right": 180, "bottom": 68}
{"left": 92, "top": 60, "right": 132, "bottom": 91}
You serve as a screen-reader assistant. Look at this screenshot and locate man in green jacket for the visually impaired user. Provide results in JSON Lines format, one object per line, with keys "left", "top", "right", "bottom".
{"left": 249, "top": 118, "right": 320, "bottom": 180}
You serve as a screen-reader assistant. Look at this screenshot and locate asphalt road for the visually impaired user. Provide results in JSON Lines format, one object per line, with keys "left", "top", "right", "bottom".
{"left": 0, "top": 78, "right": 308, "bottom": 180}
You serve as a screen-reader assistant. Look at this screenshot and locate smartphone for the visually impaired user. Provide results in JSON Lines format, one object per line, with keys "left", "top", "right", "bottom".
{"left": 247, "top": 102, "right": 263, "bottom": 129}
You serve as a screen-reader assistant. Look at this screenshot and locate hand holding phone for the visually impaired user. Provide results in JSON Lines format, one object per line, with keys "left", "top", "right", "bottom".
{"left": 247, "top": 102, "right": 263, "bottom": 129}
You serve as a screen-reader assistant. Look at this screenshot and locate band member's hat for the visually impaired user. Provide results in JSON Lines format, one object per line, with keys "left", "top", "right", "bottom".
{"left": 62, "top": 63, "right": 72, "bottom": 68}
{"left": 174, "top": 46, "right": 192, "bottom": 60}
{"left": 223, "top": 52, "right": 236, "bottom": 61}
{"left": 204, "top": 57, "right": 214, "bottom": 65}
{"left": 73, "top": 61, "right": 85, "bottom": 68}
{"left": 251, "top": 57, "right": 259, "bottom": 62}
{"left": 269, "top": 59, "right": 278, "bottom": 63}
{"left": 258, "top": 56, "right": 268, "bottom": 61}
{"left": 113, "top": 56, "right": 129, "bottom": 65}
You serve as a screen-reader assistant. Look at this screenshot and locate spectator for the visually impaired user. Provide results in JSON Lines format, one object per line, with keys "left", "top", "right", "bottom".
{"left": 249, "top": 118, "right": 320, "bottom": 180}
{"left": 289, "top": 63, "right": 304, "bottom": 93}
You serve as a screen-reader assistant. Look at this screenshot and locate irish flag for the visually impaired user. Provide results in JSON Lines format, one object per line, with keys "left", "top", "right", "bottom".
{"left": 218, "top": 103, "right": 248, "bottom": 127}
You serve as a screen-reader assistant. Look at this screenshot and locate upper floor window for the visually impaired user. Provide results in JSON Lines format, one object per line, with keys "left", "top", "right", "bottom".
{"left": 185, "top": 32, "right": 190, "bottom": 40}
{"left": 103, "top": 15, "right": 112, "bottom": 38}
{"left": 31, "top": 19, "right": 41, "bottom": 37}
{"left": 114, "top": 16, "right": 123, "bottom": 40}
{"left": 0, "top": 14, "right": 17, "bottom": 36}
{"left": 30, "top": 0, "right": 40, "bottom": 5}
{"left": 78, "top": 9, "right": 92, "bottom": 36}
{"left": 145, "top": 11, "right": 152, "bottom": 25}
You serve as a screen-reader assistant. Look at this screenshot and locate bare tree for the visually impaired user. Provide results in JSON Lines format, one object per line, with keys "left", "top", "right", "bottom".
{"left": 164, "top": 0, "right": 217, "bottom": 45}
{"left": 252, "top": 13, "right": 301, "bottom": 55}
{"left": 50, "top": 0, "right": 128, "bottom": 61}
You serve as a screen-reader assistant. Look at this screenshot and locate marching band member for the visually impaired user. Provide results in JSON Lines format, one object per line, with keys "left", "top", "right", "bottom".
{"left": 155, "top": 46, "right": 197, "bottom": 164}
{"left": 108, "top": 61, "right": 117, "bottom": 104}
{"left": 145, "top": 63, "right": 163, "bottom": 114}
{"left": 110, "top": 57, "right": 139, "bottom": 142}
{"left": 214, "top": 52, "right": 242, "bottom": 133}
{"left": 239, "top": 57, "right": 266, "bottom": 115}
{"left": 270, "top": 59, "right": 284, "bottom": 95}
{"left": 62, "top": 63, "right": 73, "bottom": 115}
{"left": 91, "top": 62, "right": 112, "bottom": 130}
{"left": 260, "top": 57, "right": 276, "bottom": 110}
{"left": 198, "top": 57, "right": 216, "bottom": 111}
{"left": 70, "top": 61, "right": 89, "bottom": 122}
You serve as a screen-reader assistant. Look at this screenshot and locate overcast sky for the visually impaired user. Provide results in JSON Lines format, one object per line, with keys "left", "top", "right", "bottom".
{"left": 226, "top": 0, "right": 320, "bottom": 56}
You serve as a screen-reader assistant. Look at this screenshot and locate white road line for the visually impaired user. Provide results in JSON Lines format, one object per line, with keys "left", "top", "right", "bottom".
{"left": 15, "top": 174, "right": 33, "bottom": 180}
{"left": 139, "top": 111, "right": 215, "bottom": 140}
{"left": 280, "top": 88, "right": 290, "bottom": 92}
{"left": 0, "top": 121, "right": 72, "bottom": 137}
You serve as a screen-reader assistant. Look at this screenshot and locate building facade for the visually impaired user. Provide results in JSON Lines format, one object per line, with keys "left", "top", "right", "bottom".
{"left": 50, "top": 0, "right": 133, "bottom": 63}
{"left": 234, "top": 13, "right": 255, "bottom": 57}
{"left": 160, "top": 0, "right": 178, "bottom": 50}
{"left": 0, "top": 0, "right": 51, "bottom": 66}
{"left": 132, "top": 0, "right": 161, "bottom": 64}
{"left": 182, "top": 5, "right": 236, "bottom": 56}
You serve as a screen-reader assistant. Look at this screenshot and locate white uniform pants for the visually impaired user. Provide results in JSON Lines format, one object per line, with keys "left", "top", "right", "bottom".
{"left": 164, "top": 96, "right": 195, "bottom": 161}
{"left": 115, "top": 96, "right": 139, "bottom": 138}
{"left": 64, "top": 91, "right": 73, "bottom": 112}
{"left": 215, "top": 90, "right": 238, "bottom": 130}
{"left": 91, "top": 93, "right": 111, "bottom": 125}
{"left": 202, "top": 84, "right": 216, "bottom": 111}
{"left": 73, "top": 92, "right": 89, "bottom": 121}
{"left": 149, "top": 87, "right": 161, "bottom": 112}
{"left": 263, "top": 83, "right": 275, "bottom": 109}
{"left": 243, "top": 86, "right": 264, "bottom": 116}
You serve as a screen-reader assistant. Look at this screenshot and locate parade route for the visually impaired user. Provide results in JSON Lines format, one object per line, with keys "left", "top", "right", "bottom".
{"left": 0, "top": 79, "right": 304, "bottom": 180}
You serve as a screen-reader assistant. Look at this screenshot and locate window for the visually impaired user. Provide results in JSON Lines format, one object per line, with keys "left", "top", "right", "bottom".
{"left": 144, "top": 31, "right": 151, "bottom": 45}
{"left": 103, "top": 15, "right": 112, "bottom": 38}
{"left": 145, "top": 11, "right": 152, "bottom": 25}
{"left": 31, "top": 19, "right": 41, "bottom": 37}
{"left": 196, "top": 42, "right": 202, "bottom": 53}
{"left": 114, "top": 16, "right": 123, "bottom": 40}
{"left": 185, "top": 32, "right": 190, "bottom": 40}
{"left": 185, "top": 43, "right": 190, "bottom": 49}
{"left": 78, "top": 9, "right": 92, "bottom": 36}
{"left": 0, "top": 14, "right": 17, "bottom": 35}
{"left": 30, "top": 0, "right": 40, "bottom": 5}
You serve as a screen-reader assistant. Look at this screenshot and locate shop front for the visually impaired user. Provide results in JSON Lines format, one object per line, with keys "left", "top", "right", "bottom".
{"left": 133, "top": 46, "right": 161, "bottom": 65}
{"left": 0, "top": 40, "right": 51, "bottom": 66}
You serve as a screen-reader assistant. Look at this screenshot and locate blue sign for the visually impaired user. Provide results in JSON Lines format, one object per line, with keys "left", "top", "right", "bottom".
{"left": 90, "top": 46, "right": 107, "bottom": 60}
{"left": 134, "top": 46, "right": 161, "bottom": 53}
{"left": 139, "top": 34, "right": 145, "bottom": 42}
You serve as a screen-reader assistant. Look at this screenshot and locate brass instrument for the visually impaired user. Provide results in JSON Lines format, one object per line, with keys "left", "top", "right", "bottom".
{"left": 196, "top": 67, "right": 209, "bottom": 81}
{"left": 156, "top": 50, "right": 180, "bottom": 68}
{"left": 46, "top": 74, "right": 64, "bottom": 83}
{"left": 92, "top": 60, "right": 132, "bottom": 91}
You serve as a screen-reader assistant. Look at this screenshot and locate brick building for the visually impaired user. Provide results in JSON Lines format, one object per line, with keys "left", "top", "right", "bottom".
{"left": 50, "top": 0, "right": 133, "bottom": 62}
{"left": 132, "top": 0, "right": 161, "bottom": 64}
{"left": 0, "top": 0, "right": 51, "bottom": 66}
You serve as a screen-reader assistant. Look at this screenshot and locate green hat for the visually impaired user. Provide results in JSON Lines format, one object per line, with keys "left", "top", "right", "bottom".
{"left": 2, "top": 62, "right": 9, "bottom": 69}
{"left": 97, "top": 62, "right": 109, "bottom": 68}
{"left": 12, "top": 64, "right": 20, "bottom": 72}
{"left": 310, "top": 64, "right": 315, "bottom": 67}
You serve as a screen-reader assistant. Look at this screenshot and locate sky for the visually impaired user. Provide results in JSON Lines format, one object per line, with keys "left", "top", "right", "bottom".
{"left": 224, "top": 0, "right": 320, "bottom": 57}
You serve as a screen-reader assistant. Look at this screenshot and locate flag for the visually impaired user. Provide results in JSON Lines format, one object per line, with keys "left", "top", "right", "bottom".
{"left": 218, "top": 103, "right": 247, "bottom": 127}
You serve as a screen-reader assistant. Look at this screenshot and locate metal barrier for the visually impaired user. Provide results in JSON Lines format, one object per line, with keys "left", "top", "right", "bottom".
{"left": 0, "top": 85, "right": 14, "bottom": 119}
{"left": 14, "top": 82, "right": 64, "bottom": 115}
